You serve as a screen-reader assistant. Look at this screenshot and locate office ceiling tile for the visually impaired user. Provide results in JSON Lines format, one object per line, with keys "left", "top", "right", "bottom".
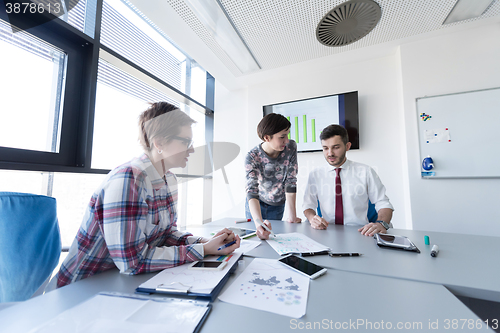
{"left": 165, "top": 0, "right": 500, "bottom": 77}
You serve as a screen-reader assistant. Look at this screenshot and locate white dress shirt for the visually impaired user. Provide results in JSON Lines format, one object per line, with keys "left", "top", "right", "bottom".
{"left": 303, "top": 159, "right": 394, "bottom": 225}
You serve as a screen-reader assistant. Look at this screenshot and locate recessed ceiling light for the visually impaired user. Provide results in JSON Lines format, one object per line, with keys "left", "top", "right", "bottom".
{"left": 443, "top": 0, "right": 495, "bottom": 24}
{"left": 184, "top": 0, "right": 261, "bottom": 73}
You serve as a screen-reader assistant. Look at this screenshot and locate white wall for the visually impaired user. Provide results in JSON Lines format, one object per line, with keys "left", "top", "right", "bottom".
{"left": 399, "top": 22, "right": 500, "bottom": 236}
{"left": 212, "top": 84, "right": 249, "bottom": 220}
{"left": 213, "top": 54, "right": 409, "bottom": 229}
{"left": 213, "top": 21, "right": 500, "bottom": 236}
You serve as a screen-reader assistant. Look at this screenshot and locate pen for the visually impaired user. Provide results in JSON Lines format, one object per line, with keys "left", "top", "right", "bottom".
{"left": 255, "top": 219, "right": 276, "bottom": 238}
{"left": 235, "top": 219, "right": 251, "bottom": 223}
{"left": 430, "top": 245, "right": 439, "bottom": 257}
{"left": 301, "top": 250, "right": 330, "bottom": 257}
{"left": 328, "top": 253, "right": 362, "bottom": 257}
{"left": 217, "top": 240, "right": 236, "bottom": 251}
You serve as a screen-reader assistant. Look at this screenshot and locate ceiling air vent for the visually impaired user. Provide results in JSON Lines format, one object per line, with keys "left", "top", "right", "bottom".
{"left": 316, "top": 0, "right": 381, "bottom": 47}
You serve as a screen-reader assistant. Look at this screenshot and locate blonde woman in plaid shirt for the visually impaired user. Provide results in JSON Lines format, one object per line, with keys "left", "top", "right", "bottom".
{"left": 55, "top": 102, "right": 240, "bottom": 288}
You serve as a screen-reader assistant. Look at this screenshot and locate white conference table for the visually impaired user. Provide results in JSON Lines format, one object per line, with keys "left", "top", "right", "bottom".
{"left": 205, "top": 218, "right": 500, "bottom": 303}
{"left": 1, "top": 218, "right": 498, "bottom": 332}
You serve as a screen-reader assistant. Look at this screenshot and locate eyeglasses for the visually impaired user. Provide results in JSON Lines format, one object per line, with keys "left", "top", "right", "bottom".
{"left": 170, "top": 135, "right": 194, "bottom": 150}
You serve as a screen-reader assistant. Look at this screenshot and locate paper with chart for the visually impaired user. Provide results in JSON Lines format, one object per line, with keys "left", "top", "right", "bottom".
{"left": 218, "top": 258, "right": 309, "bottom": 318}
{"left": 138, "top": 251, "right": 242, "bottom": 293}
{"left": 266, "top": 232, "right": 330, "bottom": 255}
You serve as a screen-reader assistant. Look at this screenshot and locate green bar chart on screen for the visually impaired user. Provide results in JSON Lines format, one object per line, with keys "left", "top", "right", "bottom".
{"left": 295, "top": 116, "right": 299, "bottom": 143}
{"left": 287, "top": 116, "right": 291, "bottom": 139}
{"left": 312, "top": 119, "right": 316, "bottom": 142}
{"left": 303, "top": 115, "right": 307, "bottom": 143}
{"left": 266, "top": 94, "right": 340, "bottom": 152}
{"left": 287, "top": 115, "right": 318, "bottom": 144}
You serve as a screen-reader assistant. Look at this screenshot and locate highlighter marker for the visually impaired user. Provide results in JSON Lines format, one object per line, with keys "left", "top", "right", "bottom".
{"left": 255, "top": 219, "right": 276, "bottom": 237}
{"left": 430, "top": 245, "right": 439, "bottom": 257}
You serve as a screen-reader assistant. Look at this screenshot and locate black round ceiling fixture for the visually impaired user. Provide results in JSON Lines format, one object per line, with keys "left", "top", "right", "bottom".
{"left": 316, "top": 0, "right": 381, "bottom": 47}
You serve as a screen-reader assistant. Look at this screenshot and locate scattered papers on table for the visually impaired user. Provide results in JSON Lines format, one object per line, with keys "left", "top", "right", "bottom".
{"left": 218, "top": 258, "right": 309, "bottom": 318}
{"left": 237, "top": 239, "right": 261, "bottom": 254}
{"left": 29, "top": 292, "right": 210, "bottom": 333}
{"left": 266, "top": 232, "right": 329, "bottom": 256}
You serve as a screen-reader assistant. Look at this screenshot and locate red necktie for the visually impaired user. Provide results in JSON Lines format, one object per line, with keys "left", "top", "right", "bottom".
{"left": 335, "top": 168, "right": 344, "bottom": 225}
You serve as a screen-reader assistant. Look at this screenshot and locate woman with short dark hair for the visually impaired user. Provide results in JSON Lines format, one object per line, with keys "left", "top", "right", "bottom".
{"left": 245, "top": 113, "right": 301, "bottom": 240}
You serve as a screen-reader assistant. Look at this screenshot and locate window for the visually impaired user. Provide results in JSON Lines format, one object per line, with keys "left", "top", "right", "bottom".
{"left": 60, "top": 0, "right": 87, "bottom": 33}
{"left": 91, "top": 59, "right": 178, "bottom": 170}
{"left": 100, "top": 0, "right": 208, "bottom": 104}
{"left": 101, "top": 0, "right": 184, "bottom": 91}
{"left": 0, "top": 169, "right": 45, "bottom": 196}
{"left": 0, "top": 20, "right": 66, "bottom": 153}
{"left": 0, "top": 1, "right": 215, "bottom": 233}
{"left": 51, "top": 172, "right": 107, "bottom": 246}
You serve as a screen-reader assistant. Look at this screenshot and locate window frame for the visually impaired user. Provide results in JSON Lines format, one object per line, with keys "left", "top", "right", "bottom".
{"left": 0, "top": 0, "right": 215, "bottom": 177}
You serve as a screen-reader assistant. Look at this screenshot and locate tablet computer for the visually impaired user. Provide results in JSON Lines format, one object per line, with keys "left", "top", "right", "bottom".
{"left": 227, "top": 227, "right": 257, "bottom": 239}
{"left": 374, "top": 234, "right": 420, "bottom": 253}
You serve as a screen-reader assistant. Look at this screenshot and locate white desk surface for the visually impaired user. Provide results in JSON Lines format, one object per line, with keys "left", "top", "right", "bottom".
{"left": 0, "top": 258, "right": 491, "bottom": 333}
{"left": 1, "top": 218, "right": 498, "bottom": 332}
{"left": 202, "top": 218, "right": 500, "bottom": 302}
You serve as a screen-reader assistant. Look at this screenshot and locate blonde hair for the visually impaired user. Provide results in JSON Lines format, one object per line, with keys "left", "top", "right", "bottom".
{"left": 138, "top": 102, "right": 196, "bottom": 152}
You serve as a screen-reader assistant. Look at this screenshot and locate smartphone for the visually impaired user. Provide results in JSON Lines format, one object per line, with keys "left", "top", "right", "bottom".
{"left": 227, "top": 227, "right": 257, "bottom": 239}
{"left": 278, "top": 254, "right": 327, "bottom": 279}
{"left": 188, "top": 261, "right": 227, "bottom": 271}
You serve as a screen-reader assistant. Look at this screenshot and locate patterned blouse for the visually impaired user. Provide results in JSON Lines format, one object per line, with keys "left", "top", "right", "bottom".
{"left": 245, "top": 140, "right": 298, "bottom": 206}
{"left": 56, "top": 154, "right": 204, "bottom": 287}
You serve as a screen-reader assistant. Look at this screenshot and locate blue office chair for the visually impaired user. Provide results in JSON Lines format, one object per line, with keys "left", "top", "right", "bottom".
{"left": 317, "top": 199, "right": 378, "bottom": 222}
{"left": 0, "top": 192, "right": 62, "bottom": 303}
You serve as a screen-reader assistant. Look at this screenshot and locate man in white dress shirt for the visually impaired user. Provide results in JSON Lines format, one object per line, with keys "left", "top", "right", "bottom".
{"left": 303, "top": 125, "right": 394, "bottom": 236}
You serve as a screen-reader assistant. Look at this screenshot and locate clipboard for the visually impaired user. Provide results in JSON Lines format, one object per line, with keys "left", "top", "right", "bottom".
{"left": 29, "top": 292, "right": 211, "bottom": 333}
{"left": 136, "top": 251, "right": 242, "bottom": 301}
{"left": 374, "top": 234, "right": 420, "bottom": 253}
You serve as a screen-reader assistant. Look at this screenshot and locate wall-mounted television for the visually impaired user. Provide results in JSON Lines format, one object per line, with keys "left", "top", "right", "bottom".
{"left": 263, "top": 91, "right": 359, "bottom": 153}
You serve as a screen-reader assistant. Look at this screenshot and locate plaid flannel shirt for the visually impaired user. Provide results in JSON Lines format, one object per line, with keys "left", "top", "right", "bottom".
{"left": 56, "top": 154, "right": 204, "bottom": 288}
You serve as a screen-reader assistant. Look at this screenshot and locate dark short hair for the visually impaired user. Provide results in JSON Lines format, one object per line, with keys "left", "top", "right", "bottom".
{"left": 319, "top": 124, "right": 349, "bottom": 145}
{"left": 257, "top": 113, "right": 291, "bottom": 141}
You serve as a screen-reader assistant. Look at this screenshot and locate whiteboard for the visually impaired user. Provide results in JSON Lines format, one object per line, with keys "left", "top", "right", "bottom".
{"left": 416, "top": 87, "right": 500, "bottom": 178}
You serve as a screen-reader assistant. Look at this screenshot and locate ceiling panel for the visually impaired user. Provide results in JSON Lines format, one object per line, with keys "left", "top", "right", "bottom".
{"left": 164, "top": 0, "right": 500, "bottom": 77}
